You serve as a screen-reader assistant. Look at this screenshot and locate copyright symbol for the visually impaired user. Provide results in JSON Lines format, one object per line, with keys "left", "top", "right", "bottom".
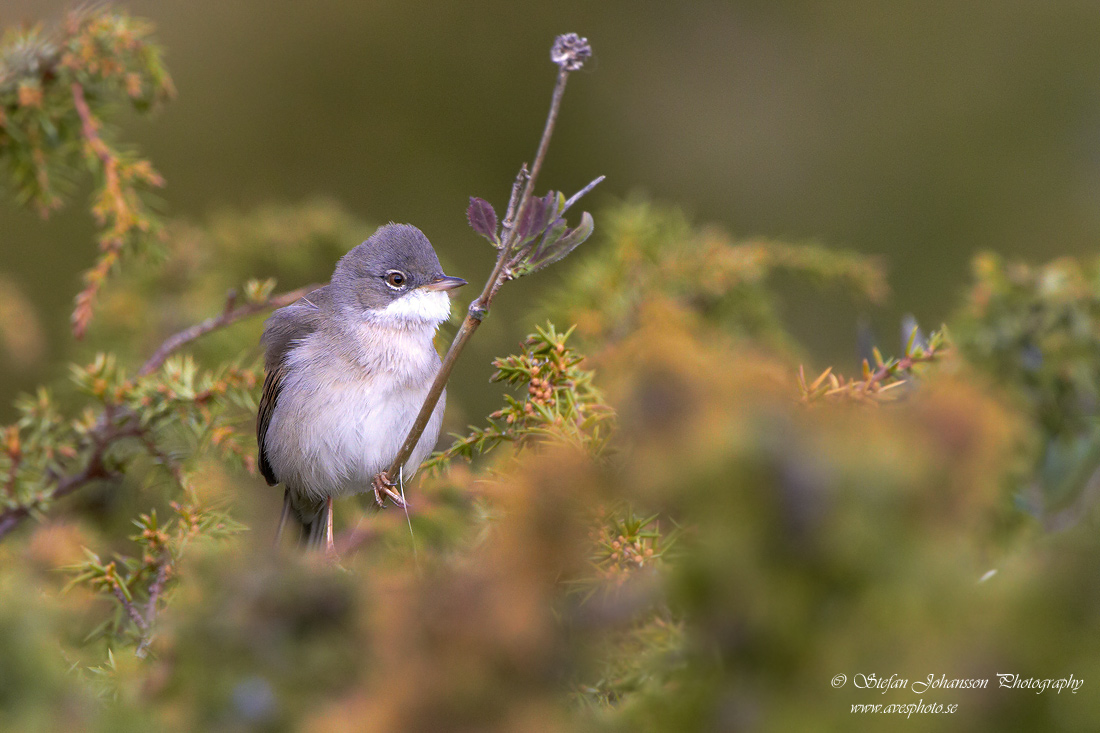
{"left": 831, "top": 674, "right": 847, "bottom": 688}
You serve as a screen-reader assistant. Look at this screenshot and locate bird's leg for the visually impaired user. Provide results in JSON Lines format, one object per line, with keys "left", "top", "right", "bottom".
{"left": 323, "top": 496, "right": 336, "bottom": 557}
{"left": 371, "top": 471, "right": 407, "bottom": 509}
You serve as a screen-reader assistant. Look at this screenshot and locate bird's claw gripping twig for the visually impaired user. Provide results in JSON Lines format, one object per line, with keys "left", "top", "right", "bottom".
{"left": 371, "top": 471, "right": 406, "bottom": 509}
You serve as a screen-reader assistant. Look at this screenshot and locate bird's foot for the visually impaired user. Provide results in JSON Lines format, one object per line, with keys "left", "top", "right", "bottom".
{"left": 371, "top": 471, "right": 406, "bottom": 509}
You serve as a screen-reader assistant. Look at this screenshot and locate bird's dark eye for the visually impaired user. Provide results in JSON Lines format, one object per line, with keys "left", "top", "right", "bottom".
{"left": 384, "top": 271, "right": 407, "bottom": 288}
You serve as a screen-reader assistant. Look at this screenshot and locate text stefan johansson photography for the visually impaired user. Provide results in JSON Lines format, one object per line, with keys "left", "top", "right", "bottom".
{"left": 851, "top": 673, "right": 1085, "bottom": 695}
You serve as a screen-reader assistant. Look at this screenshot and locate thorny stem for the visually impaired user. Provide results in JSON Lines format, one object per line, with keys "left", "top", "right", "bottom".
{"left": 71, "top": 83, "right": 115, "bottom": 176}
{"left": 381, "top": 45, "right": 585, "bottom": 487}
{"left": 70, "top": 81, "right": 166, "bottom": 339}
{"left": 868, "top": 353, "right": 934, "bottom": 386}
{"left": 799, "top": 347, "right": 943, "bottom": 404}
{"left": 856, "top": 348, "right": 942, "bottom": 398}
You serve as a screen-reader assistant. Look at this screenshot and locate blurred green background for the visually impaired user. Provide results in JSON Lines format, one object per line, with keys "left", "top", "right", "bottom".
{"left": 6, "top": 5, "right": 1100, "bottom": 728}
{"left": 3, "top": 0, "right": 1100, "bottom": 419}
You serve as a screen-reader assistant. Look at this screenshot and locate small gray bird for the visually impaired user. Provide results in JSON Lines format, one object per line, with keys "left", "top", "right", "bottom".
{"left": 256, "top": 224, "right": 466, "bottom": 550}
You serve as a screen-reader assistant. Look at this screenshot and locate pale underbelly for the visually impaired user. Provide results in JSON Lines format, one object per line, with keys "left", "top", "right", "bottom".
{"left": 265, "top": 373, "right": 444, "bottom": 500}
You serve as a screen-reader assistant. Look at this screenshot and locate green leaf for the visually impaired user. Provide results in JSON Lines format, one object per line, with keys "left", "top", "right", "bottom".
{"left": 517, "top": 212, "right": 594, "bottom": 276}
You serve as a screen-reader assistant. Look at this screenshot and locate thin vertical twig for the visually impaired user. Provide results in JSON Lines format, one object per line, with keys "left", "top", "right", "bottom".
{"left": 377, "top": 34, "right": 593, "bottom": 488}
{"left": 500, "top": 165, "right": 529, "bottom": 237}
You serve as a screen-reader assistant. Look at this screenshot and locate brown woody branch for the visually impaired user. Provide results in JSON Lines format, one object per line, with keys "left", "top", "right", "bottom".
{"left": 138, "top": 283, "right": 322, "bottom": 376}
{"left": 112, "top": 583, "right": 148, "bottom": 633}
{"left": 71, "top": 83, "right": 118, "bottom": 191}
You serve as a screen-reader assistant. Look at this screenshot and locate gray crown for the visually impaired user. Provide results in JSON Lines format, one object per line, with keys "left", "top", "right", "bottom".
{"left": 331, "top": 224, "right": 448, "bottom": 311}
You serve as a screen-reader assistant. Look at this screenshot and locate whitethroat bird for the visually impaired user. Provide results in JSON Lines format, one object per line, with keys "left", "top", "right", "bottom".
{"left": 256, "top": 224, "right": 466, "bottom": 551}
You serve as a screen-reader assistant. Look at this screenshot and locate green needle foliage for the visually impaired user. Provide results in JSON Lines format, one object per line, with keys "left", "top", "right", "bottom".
{"left": 65, "top": 501, "right": 245, "bottom": 655}
{"left": 2, "top": 354, "right": 260, "bottom": 535}
{"left": 955, "top": 253, "right": 1100, "bottom": 524}
{"left": 423, "top": 322, "right": 614, "bottom": 472}
{"left": 799, "top": 327, "right": 950, "bottom": 404}
{"left": 547, "top": 200, "right": 888, "bottom": 352}
{"left": 0, "top": 6, "right": 173, "bottom": 336}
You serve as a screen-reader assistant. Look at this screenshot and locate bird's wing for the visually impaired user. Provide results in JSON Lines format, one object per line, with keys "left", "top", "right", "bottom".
{"left": 257, "top": 286, "right": 331, "bottom": 485}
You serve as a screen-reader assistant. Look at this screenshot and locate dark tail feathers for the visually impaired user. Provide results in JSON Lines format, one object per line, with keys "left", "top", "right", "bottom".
{"left": 274, "top": 489, "right": 327, "bottom": 549}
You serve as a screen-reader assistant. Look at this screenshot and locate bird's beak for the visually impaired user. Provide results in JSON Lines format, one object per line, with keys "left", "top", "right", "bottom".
{"left": 423, "top": 275, "right": 467, "bottom": 292}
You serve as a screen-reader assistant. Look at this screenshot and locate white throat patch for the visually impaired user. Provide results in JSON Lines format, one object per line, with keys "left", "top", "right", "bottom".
{"left": 378, "top": 288, "right": 451, "bottom": 325}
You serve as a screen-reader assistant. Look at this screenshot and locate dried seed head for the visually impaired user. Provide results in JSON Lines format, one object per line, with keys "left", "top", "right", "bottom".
{"left": 551, "top": 33, "right": 592, "bottom": 72}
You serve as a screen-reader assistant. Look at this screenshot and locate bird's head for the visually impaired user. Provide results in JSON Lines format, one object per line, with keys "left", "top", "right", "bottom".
{"left": 331, "top": 224, "right": 466, "bottom": 325}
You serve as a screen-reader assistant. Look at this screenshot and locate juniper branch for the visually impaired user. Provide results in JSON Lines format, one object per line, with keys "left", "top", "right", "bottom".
{"left": 0, "top": 411, "right": 134, "bottom": 541}
{"left": 0, "top": 283, "right": 321, "bottom": 541}
{"left": 112, "top": 583, "right": 148, "bottom": 634}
